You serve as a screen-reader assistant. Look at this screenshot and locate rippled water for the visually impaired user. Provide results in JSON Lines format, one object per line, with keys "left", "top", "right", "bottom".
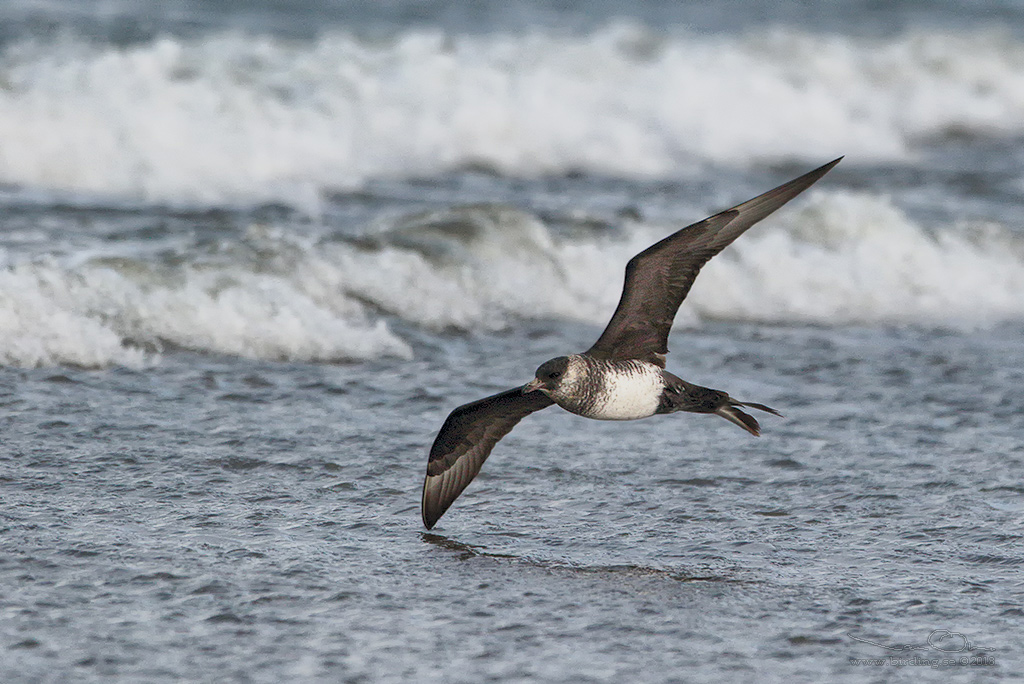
{"left": 3, "top": 321, "right": 1022, "bottom": 681}
{"left": 3, "top": 0, "right": 1024, "bottom": 681}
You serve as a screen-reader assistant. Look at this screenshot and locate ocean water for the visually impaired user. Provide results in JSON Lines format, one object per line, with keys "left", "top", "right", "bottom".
{"left": 1, "top": 1, "right": 1024, "bottom": 682}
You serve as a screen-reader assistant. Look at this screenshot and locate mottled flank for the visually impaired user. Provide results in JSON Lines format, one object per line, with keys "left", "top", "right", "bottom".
{"left": 550, "top": 356, "right": 664, "bottom": 420}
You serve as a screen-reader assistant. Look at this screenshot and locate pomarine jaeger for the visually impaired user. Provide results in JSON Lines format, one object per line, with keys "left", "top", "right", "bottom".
{"left": 421, "top": 158, "right": 841, "bottom": 529}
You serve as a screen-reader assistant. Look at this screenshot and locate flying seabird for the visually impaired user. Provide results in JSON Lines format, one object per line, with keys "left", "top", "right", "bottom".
{"left": 421, "top": 158, "right": 842, "bottom": 529}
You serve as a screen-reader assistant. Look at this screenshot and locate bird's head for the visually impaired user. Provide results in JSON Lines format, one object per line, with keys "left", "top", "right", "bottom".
{"left": 524, "top": 356, "right": 571, "bottom": 395}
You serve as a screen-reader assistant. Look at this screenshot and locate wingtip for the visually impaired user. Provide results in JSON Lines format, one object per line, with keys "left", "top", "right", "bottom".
{"left": 422, "top": 508, "right": 440, "bottom": 530}
{"left": 802, "top": 156, "right": 843, "bottom": 182}
{"left": 721, "top": 155, "right": 843, "bottom": 235}
{"left": 421, "top": 475, "right": 442, "bottom": 529}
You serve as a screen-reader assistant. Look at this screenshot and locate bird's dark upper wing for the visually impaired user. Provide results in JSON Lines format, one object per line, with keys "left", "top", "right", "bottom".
{"left": 587, "top": 158, "right": 842, "bottom": 366}
{"left": 422, "top": 386, "right": 554, "bottom": 529}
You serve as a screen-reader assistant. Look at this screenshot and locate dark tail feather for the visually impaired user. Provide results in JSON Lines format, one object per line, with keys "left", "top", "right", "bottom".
{"left": 739, "top": 401, "right": 783, "bottom": 417}
{"left": 714, "top": 400, "right": 782, "bottom": 436}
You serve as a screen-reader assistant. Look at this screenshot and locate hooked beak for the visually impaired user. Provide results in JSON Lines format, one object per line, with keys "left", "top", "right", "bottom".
{"left": 523, "top": 378, "right": 544, "bottom": 394}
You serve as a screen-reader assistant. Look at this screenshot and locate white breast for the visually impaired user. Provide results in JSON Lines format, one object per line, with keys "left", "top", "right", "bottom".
{"left": 588, "top": 365, "right": 663, "bottom": 421}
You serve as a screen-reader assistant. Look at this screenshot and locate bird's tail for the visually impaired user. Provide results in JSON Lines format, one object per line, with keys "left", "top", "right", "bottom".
{"left": 715, "top": 400, "right": 782, "bottom": 437}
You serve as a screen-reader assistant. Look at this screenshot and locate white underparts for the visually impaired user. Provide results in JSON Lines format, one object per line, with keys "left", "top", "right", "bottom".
{"left": 588, "top": 364, "right": 663, "bottom": 420}
{"left": 550, "top": 356, "right": 663, "bottom": 421}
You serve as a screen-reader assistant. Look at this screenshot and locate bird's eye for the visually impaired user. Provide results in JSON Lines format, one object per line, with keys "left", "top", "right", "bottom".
{"left": 549, "top": 371, "right": 561, "bottom": 379}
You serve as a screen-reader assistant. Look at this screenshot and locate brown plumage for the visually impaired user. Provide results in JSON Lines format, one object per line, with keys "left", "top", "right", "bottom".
{"left": 422, "top": 158, "right": 841, "bottom": 529}
{"left": 422, "top": 386, "right": 553, "bottom": 529}
{"left": 587, "top": 159, "right": 842, "bottom": 367}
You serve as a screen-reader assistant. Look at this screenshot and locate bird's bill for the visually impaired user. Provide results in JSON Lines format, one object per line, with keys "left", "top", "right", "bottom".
{"left": 523, "top": 378, "right": 544, "bottom": 394}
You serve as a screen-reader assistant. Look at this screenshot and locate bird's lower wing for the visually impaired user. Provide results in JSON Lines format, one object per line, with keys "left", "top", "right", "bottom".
{"left": 422, "top": 385, "right": 554, "bottom": 529}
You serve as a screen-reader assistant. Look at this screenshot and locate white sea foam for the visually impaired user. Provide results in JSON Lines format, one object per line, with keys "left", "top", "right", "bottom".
{"left": 0, "top": 252, "right": 413, "bottom": 368}
{"left": 351, "top": 197, "right": 1024, "bottom": 331}
{"left": 2, "top": 25, "right": 1024, "bottom": 204}
{"left": 0, "top": 194, "right": 1020, "bottom": 367}
{"left": 690, "top": 192, "right": 1024, "bottom": 326}
{"left": 0, "top": 263, "right": 147, "bottom": 368}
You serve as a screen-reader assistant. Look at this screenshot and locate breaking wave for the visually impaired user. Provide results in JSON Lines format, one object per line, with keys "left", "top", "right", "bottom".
{"left": 1, "top": 194, "right": 1022, "bottom": 367}
{"left": 1, "top": 24, "right": 1024, "bottom": 205}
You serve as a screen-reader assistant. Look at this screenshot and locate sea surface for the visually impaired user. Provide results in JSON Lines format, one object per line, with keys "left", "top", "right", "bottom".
{"left": 2, "top": 1, "right": 1024, "bottom": 682}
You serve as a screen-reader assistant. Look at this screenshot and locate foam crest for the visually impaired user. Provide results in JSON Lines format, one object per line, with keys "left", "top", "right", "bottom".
{"left": 339, "top": 205, "right": 611, "bottom": 330}
{"left": 687, "top": 191, "right": 1024, "bottom": 326}
{"left": 330, "top": 199, "right": 1024, "bottom": 333}
{"left": 2, "top": 25, "right": 1024, "bottom": 204}
{"left": 1, "top": 197, "right": 1020, "bottom": 368}
{"left": 0, "top": 263, "right": 147, "bottom": 368}
{"left": 0, "top": 252, "right": 412, "bottom": 368}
